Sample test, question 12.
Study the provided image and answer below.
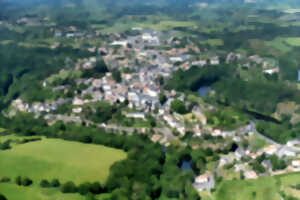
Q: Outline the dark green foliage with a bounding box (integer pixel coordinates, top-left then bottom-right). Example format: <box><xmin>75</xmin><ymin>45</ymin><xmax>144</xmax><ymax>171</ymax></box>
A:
<box><xmin>22</xmin><ymin>177</ymin><xmax>33</xmax><ymax>186</ymax></box>
<box><xmin>166</xmin><ymin>65</ymin><xmax>234</xmax><ymax>91</ymax></box>
<box><xmin>0</xmin><ymin>140</ymin><xmax>11</xmax><ymax>150</ymax></box>
<box><xmin>171</xmin><ymin>99</ymin><xmax>187</xmax><ymax>114</ymax></box>
<box><xmin>112</xmin><ymin>70</ymin><xmax>122</xmax><ymax>83</ymax></box>
<box><xmin>51</xmin><ymin>179</ymin><xmax>60</xmax><ymax>187</ymax></box>
<box><xmin>61</xmin><ymin>181</ymin><xmax>77</xmax><ymax>193</ymax></box>
<box><xmin>0</xmin><ymin>177</ymin><xmax>10</xmax><ymax>183</ymax></box>
<box><xmin>40</xmin><ymin>179</ymin><xmax>51</xmax><ymax>188</ymax></box>
<box><xmin>270</xmin><ymin>155</ymin><xmax>287</xmax><ymax>171</ymax></box>
<box><xmin>82</xmin><ymin>60</ymin><xmax>108</xmax><ymax>78</ymax></box>
<box><xmin>159</xmin><ymin>93</ymin><xmax>167</xmax><ymax>105</ymax></box>
<box><xmin>15</xmin><ymin>176</ymin><xmax>32</xmax><ymax>186</ymax></box>
<box><xmin>0</xmin><ymin>194</ymin><xmax>7</xmax><ymax>200</ymax></box>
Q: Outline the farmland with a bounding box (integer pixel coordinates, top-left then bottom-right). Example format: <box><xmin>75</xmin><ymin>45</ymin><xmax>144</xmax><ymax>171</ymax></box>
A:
<box><xmin>0</xmin><ymin>136</ymin><xmax>127</xmax><ymax>184</ymax></box>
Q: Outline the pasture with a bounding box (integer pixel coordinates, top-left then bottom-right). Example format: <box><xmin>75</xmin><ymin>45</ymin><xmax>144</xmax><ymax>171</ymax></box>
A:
<box><xmin>0</xmin><ymin>136</ymin><xmax>127</xmax><ymax>184</ymax></box>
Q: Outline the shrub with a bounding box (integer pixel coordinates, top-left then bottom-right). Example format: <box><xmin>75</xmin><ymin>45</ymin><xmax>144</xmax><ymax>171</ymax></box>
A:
<box><xmin>51</xmin><ymin>179</ymin><xmax>60</xmax><ymax>187</ymax></box>
<box><xmin>78</xmin><ymin>182</ymin><xmax>91</xmax><ymax>195</ymax></box>
<box><xmin>22</xmin><ymin>177</ymin><xmax>33</xmax><ymax>186</ymax></box>
<box><xmin>0</xmin><ymin>177</ymin><xmax>10</xmax><ymax>183</ymax></box>
<box><xmin>61</xmin><ymin>181</ymin><xmax>77</xmax><ymax>193</ymax></box>
<box><xmin>15</xmin><ymin>176</ymin><xmax>22</xmax><ymax>186</ymax></box>
<box><xmin>40</xmin><ymin>179</ymin><xmax>50</xmax><ymax>188</ymax></box>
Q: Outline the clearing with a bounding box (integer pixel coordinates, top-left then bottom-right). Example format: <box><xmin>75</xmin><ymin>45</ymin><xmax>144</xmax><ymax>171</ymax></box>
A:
<box><xmin>0</xmin><ymin>136</ymin><xmax>127</xmax><ymax>184</ymax></box>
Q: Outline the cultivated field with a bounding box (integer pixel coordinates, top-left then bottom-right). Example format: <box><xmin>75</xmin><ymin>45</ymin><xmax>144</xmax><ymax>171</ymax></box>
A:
<box><xmin>0</xmin><ymin>136</ymin><xmax>127</xmax><ymax>184</ymax></box>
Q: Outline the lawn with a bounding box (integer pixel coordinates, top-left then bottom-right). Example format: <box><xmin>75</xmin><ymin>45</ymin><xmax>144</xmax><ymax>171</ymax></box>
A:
<box><xmin>0</xmin><ymin>183</ymin><xmax>85</xmax><ymax>200</ymax></box>
<box><xmin>215</xmin><ymin>172</ymin><xmax>300</xmax><ymax>200</ymax></box>
<box><xmin>215</xmin><ymin>176</ymin><xmax>281</xmax><ymax>200</ymax></box>
<box><xmin>0</xmin><ymin>137</ymin><xmax>127</xmax><ymax>184</ymax></box>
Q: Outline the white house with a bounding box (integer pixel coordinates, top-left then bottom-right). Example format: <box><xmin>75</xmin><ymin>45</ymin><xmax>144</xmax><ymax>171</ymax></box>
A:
<box><xmin>292</xmin><ymin>160</ymin><xmax>300</xmax><ymax>168</ymax></box>
<box><xmin>244</xmin><ymin>170</ymin><xmax>258</xmax><ymax>179</ymax></box>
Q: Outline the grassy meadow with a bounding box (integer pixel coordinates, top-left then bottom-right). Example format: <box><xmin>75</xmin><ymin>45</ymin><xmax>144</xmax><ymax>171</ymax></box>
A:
<box><xmin>214</xmin><ymin>172</ymin><xmax>300</xmax><ymax>200</ymax></box>
<box><xmin>0</xmin><ymin>136</ymin><xmax>127</xmax><ymax>184</ymax></box>
<box><xmin>0</xmin><ymin>183</ymin><xmax>85</xmax><ymax>200</ymax></box>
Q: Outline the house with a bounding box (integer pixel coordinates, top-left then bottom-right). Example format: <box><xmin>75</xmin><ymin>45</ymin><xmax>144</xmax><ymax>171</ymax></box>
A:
<box><xmin>262</xmin><ymin>160</ymin><xmax>272</xmax><ymax>170</ymax></box>
<box><xmin>193</xmin><ymin>172</ymin><xmax>215</xmax><ymax>191</ymax></box>
<box><xmin>292</xmin><ymin>160</ymin><xmax>300</xmax><ymax>168</ymax></box>
<box><xmin>151</xmin><ymin>134</ymin><xmax>162</xmax><ymax>143</ymax></box>
<box><xmin>287</xmin><ymin>139</ymin><xmax>300</xmax><ymax>147</ymax></box>
<box><xmin>170</xmin><ymin>57</ymin><xmax>183</xmax><ymax>63</ymax></box>
<box><xmin>276</xmin><ymin>146</ymin><xmax>296</xmax><ymax>158</ymax></box>
<box><xmin>72</xmin><ymin>107</ymin><xmax>82</xmax><ymax>114</ymax></box>
<box><xmin>126</xmin><ymin>112</ymin><xmax>145</xmax><ymax>119</ymax></box>
<box><xmin>244</xmin><ymin>170</ymin><xmax>258</xmax><ymax>179</ymax></box>
<box><xmin>210</xmin><ymin>57</ymin><xmax>220</xmax><ymax>65</ymax></box>
<box><xmin>212</xmin><ymin>129</ymin><xmax>222</xmax><ymax>137</ymax></box>
<box><xmin>111</xmin><ymin>41</ymin><xmax>128</xmax><ymax>46</ymax></box>
<box><xmin>235</xmin><ymin>148</ymin><xmax>246</xmax><ymax>160</ymax></box>
<box><xmin>263</xmin><ymin>68</ymin><xmax>279</xmax><ymax>74</ymax></box>
<box><xmin>73</xmin><ymin>97</ymin><xmax>84</xmax><ymax>106</ymax></box>
<box><xmin>264</xmin><ymin>145</ymin><xmax>280</xmax><ymax>155</ymax></box>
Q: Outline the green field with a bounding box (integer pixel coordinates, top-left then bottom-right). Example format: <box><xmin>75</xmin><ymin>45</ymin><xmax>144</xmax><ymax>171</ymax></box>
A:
<box><xmin>215</xmin><ymin>172</ymin><xmax>300</xmax><ymax>200</ymax></box>
<box><xmin>0</xmin><ymin>183</ymin><xmax>85</xmax><ymax>200</ymax></box>
<box><xmin>0</xmin><ymin>137</ymin><xmax>127</xmax><ymax>184</ymax></box>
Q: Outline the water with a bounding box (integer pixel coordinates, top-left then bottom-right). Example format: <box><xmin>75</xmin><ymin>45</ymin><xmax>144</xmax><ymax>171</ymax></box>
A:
<box><xmin>197</xmin><ymin>86</ymin><xmax>211</xmax><ymax>97</ymax></box>
<box><xmin>180</xmin><ymin>160</ymin><xmax>192</xmax><ymax>172</ymax></box>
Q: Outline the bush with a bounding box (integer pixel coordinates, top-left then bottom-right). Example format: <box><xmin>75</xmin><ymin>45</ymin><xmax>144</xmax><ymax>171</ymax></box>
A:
<box><xmin>0</xmin><ymin>177</ymin><xmax>10</xmax><ymax>183</ymax></box>
<box><xmin>90</xmin><ymin>182</ymin><xmax>102</xmax><ymax>194</ymax></box>
<box><xmin>15</xmin><ymin>176</ymin><xmax>32</xmax><ymax>186</ymax></box>
<box><xmin>15</xmin><ymin>176</ymin><xmax>22</xmax><ymax>186</ymax></box>
<box><xmin>61</xmin><ymin>181</ymin><xmax>77</xmax><ymax>193</ymax></box>
<box><xmin>40</xmin><ymin>179</ymin><xmax>50</xmax><ymax>188</ymax></box>
<box><xmin>78</xmin><ymin>182</ymin><xmax>91</xmax><ymax>195</ymax></box>
<box><xmin>22</xmin><ymin>177</ymin><xmax>33</xmax><ymax>186</ymax></box>
<box><xmin>51</xmin><ymin>179</ymin><xmax>60</xmax><ymax>187</ymax></box>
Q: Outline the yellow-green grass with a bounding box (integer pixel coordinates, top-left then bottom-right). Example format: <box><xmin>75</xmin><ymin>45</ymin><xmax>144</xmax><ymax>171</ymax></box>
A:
<box><xmin>200</xmin><ymin>39</ymin><xmax>224</xmax><ymax>47</ymax></box>
<box><xmin>267</xmin><ymin>37</ymin><xmax>300</xmax><ymax>53</ymax></box>
<box><xmin>284</xmin><ymin>9</ymin><xmax>300</xmax><ymax>14</ymax></box>
<box><xmin>284</xmin><ymin>37</ymin><xmax>300</xmax><ymax>46</ymax></box>
<box><xmin>215</xmin><ymin>172</ymin><xmax>300</xmax><ymax>200</ymax></box>
<box><xmin>0</xmin><ymin>182</ymin><xmax>85</xmax><ymax>200</ymax></box>
<box><xmin>215</xmin><ymin>176</ymin><xmax>281</xmax><ymax>200</ymax></box>
<box><xmin>137</xmin><ymin>20</ymin><xmax>196</xmax><ymax>31</ymax></box>
<box><xmin>0</xmin><ymin>137</ymin><xmax>127</xmax><ymax>184</ymax></box>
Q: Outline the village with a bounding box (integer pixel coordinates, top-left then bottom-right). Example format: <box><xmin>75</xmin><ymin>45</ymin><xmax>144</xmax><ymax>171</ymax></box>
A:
<box><xmin>6</xmin><ymin>19</ymin><xmax>300</xmax><ymax>193</ymax></box>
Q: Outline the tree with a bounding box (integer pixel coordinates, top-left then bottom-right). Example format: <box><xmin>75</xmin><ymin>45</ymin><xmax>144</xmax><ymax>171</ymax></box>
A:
<box><xmin>90</xmin><ymin>182</ymin><xmax>102</xmax><ymax>194</ymax></box>
<box><xmin>15</xmin><ymin>176</ymin><xmax>22</xmax><ymax>186</ymax></box>
<box><xmin>51</xmin><ymin>179</ymin><xmax>60</xmax><ymax>187</ymax></box>
<box><xmin>40</xmin><ymin>179</ymin><xmax>50</xmax><ymax>188</ymax></box>
<box><xmin>112</xmin><ymin>70</ymin><xmax>122</xmax><ymax>83</ymax></box>
<box><xmin>61</xmin><ymin>181</ymin><xmax>77</xmax><ymax>193</ymax></box>
<box><xmin>0</xmin><ymin>194</ymin><xmax>7</xmax><ymax>200</ymax></box>
<box><xmin>22</xmin><ymin>177</ymin><xmax>33</xmax><ymax>186</ymax></box>
<box><xmin>78</xmin><ymin>182</ymin><xmax>91</xmax><ymax>195</ymax></box>
<box><xmin>171</xmin><ymin>99</ymin><xmax>187</xmax><ymax>114</ymax></box>
<box><xmin>159</xmin><ymin>93</ymin><xmax>167</xmax><ymax>105</ymax></box>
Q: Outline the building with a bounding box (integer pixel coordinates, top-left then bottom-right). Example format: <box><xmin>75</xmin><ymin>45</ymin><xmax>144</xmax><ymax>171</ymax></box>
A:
<box><xmin>264</xmin><ymin>145</ymin><xmax>279</xmax><ymax>155</ymax></box>
<box><xmin>193</xmin><ymin>172</ymin><xmax>215</xmax><ymax>191</ymax></box>
<box><xmin>244</xmin><ymin>170</ymin><xmax>258</xmax><ymax>179</ymax></box>
<box><xmin>292</xmin><ymin>160</ymin><xmax>300</xmax><ymax>168</ymax></box>
<box><xmin>126</xmin><ymin>112</ymin><xmax>145</xmax><ymax>119</ymax></box>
